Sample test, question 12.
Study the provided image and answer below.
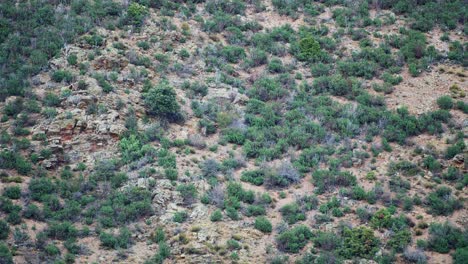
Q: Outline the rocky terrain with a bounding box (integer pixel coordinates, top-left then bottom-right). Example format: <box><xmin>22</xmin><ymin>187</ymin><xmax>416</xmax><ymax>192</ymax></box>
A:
<box><xmin>0</xmin><ymin>1</ymin><xmax>466</xmax><ymax>264</ymax></box>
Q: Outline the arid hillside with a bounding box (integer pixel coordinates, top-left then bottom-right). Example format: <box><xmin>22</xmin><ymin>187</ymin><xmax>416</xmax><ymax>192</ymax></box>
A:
<box><xmin>0</xmin><ymin>1</ymin><xmax>466</xmax><ymax>263</ymax></box>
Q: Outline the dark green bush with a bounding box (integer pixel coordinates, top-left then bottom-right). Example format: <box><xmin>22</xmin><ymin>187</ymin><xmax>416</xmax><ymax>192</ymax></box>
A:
<box><xmin>144</xmin><ymin>81</ymin><xmax>182</xmax><ymax>122</ymax></box>
<box><xmin>248</xmin><ymin>77</ymin><xmax>287</xmax><ymax>101</ymax></box>
<box><xmin>177</xmin><ymin>183</ymin><xmax>198</xmax><ymax>205</ymax></box>
<box><xmin>311</xmin><ymin>170</ymin><xmax>357</xmax><ymax>194</ymax></box>
<box><xmin>428</xmin><ymin>222</ymin><xmax>467</xmax><ymax>254</ymax></box>
<box><xmin>268</xmin><ymin>58</ymin><xmax>286</xmax><ymax>73</ymax></box>
<box><xmin>210</xmin><ymin>209</ymin><xmax>222</xmax><ymax>222</ymax></box>
<box><xmin>312</xmin><ymin>75</ymin><xmax>352</xmax><ymax>96</ymax></box>
<box><xmin>221</xmin><ymin>45</ymin><xmax>246</xmax><ymax>63</ymax></box>
<box><xmin>436</xmin><ymin>95</ymin><xmax>454</xmax><ymax>110</ymax></box>
<box><xmin>46</xmin><ymin>221</ymin><xmax>78</xmax><ymax>240</ymax></box>
<box><xmin>340</xmin><ymin>226</ymin><xmax>379</xmax><ymax>258</ymax></box>
<box><xmin>310</xmin><ymin>63</ymin><xmax>332</xmax><ymax>77</ymax></box>
<box><xmin>445</xmin><ymin>140</ymin><xmax>465</xmax><ymax>159</ymax></box>
<box><xmin>126</xmin><ymin>2</ymin><xmax>148</xmax><ymax>26</ymax></box>
<box><xmin>280</xmin><ymin>203</ymin><xmax>305</xmax><ymax>224</ymax></box>
<box><xmin>254</xmin><ymin>216</ymin><xmax>272</xmax><ymax>233</ymax></box>
<box><xmin>248</xmin><ymin>49</ymin><xmax>268</xmax><ymax>67</ymax></box>
<box><xmin>276</xmin><ymin>225</ymin><xmax>313</xmax><ymax>253</ymax></box>
<box><xmin>297</xmin><ymin>36</ymin><xmax>322</xmax><ymax>61</ymax></box>
<box><xmin>453</xmin><ymin>247</ymin><xmax>468</xmax><ymax>264</ymax></box>
<box><xmin>313</xmin><ymin>231</ymin><xmax>342</xmax><ymax>251</ymax></box>
<box><xmin>52</xmin><ymin>70</ymin><xmax>73</xmax><ymax>83</ymax></box>
<box><xmin>173</xmin><ymin>211</ymin><xmax>188</xmax><ymax>223</ymax></box>
<box><xmin>43</xmin><ymin>92</ymin><xmax>61</xmax><ymax>107</ymax></box>
<box><xmin>240</xmin><ymin>169</ymin><xmax>265</xmax><ymax>186</ymax></box>
<box><xmin>422</xmin><ymin>155</ymin><xmax>441</xmax><ymax>172</ymax></box>
<box><xmin>100</xmin><ymin>227</ymin><xmax>132</xmax><ymax>249</ymax></box>
<box><xmin>425</xmin><ymin>186</ymin><xmax>462</xmax><ymax>216</ymax></box>
<box><xmin>67</xmin><ymin>54</ymin><xmax>78</xmax><ymax>65</ymax></box>
<box><xmin>245</xmin><ymin>205</ymin><xmax>266</xmax><ymax>217</ymax></box>
<box><xmin>0</xmin><ymin>220</ymin><xmax>9</xmax><ymax>240</ymax></box>
<box><xmin>0</xmin><ymin>242</ymin><xmax>13</xmax><ymax>264</ymax></box>
<box><xmin>387</xmin><ymin>228</ymin><xmax>412</xmax><ymax>252</ymax></box>
<box><xmin>265</xmin><ymin>161</ymin><xmax>300</xmax><ymax>188</ymax></box>
<box><xmin>205</xmin><ymin>0</ymin><xmax>246</xmax><ymax>15</ymax></box>
<box><xmin>99</xmin><ymin>187</ymin><xmax>153</xmax><ymax>227</ymax></box>
<box><xmin>29</xmin><ymin>178</ymin><xmax>56</xmax><ymax>201</ymax></box>
<box><xmin>3</xmin><ymin>186</ymin><xmax>21</xmax><ymax>200</ymax></box>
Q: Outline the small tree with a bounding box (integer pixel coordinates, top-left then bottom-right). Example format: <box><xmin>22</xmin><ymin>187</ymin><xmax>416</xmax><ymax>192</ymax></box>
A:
<box><xmin>144</xmin><ymin>81</ymin><xmax>181</xmax><ymax>122</ymax></box>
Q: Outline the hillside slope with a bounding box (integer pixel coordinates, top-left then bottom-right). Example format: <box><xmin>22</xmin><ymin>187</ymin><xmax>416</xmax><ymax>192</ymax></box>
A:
<box><xmin>0</xmin><ymin>1</ymin><xmax>467</xmax><ymax>263</ymax></box>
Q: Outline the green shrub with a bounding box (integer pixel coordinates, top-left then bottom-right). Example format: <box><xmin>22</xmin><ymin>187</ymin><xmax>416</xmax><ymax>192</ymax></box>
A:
<box><xmin>0</xmin><ymin>220</ymin><xmax>9</xmax><ymax>240</ymax></box>
<box><xmin>240</xmin><ymin>169</ymin><xmax>265</xmax><ymax>186</ymax></box>
<box><xmin>437</xmin><ymin>95</ymin><xmax>454</xmax><ymax>109</ymax></box>
<box><xmin>272</xmin><ymin>0</ymin><xmax>302</xmax><ymax>17</ymax></box>
<box><xmin>370</xmin><ymin>208</ymin><xmax>393</xmax><ymax>229</ymax></box>
<box><xmin>205</xmin><ymin>0</ymin><xmax>246</xmax><ymax>15</ymax></box>
<box><xmin>280</xmin><ymin>203</ymin><xmax>305</xmax><ymax>224</ymax></box>
<box><xmin>6</xmin><ymin>211</ymin><xmax>21</xmax><ymax>225</ymax></box>
<box><xmin>312</xmin><ymin>74</ymin><xmax>352</xmax><ymax>96</ymax></box>
<box><xmin>67</xmin><ymin>54</ymin><xmax>78</xmax><ymax>65</ymax></box>
<box><xmin>100</xmin><ymin>228</ymin><xmax>132</xmax><ymax>249</ymax></box>
<box><xmin>388</xmin><ymin>228</ymin><xmax>412</xmax><ymax>252</ymax></box>
<box><xmin>226</xmin><ymin>239</ymin><xmax>241</xmax><ymax>250</ymax></box>
<box><xmin>43</xmin><ymin>92</ymin><xmax>61</xmax><ymax>107</ymax></box>
<box><xmin>152</xmin><ymin>227</ymin><xmax>166</xmax><ymax>243</ymax></box>
<box><xmin>24</xmin><ymin>204</ymin><xmax>42</xmax><ymax>220</ymax></box>
<box><xmin>248</xmin><ymin>77</ymin><xmax>287</xmax><ymax>101</ymax></box>
<box><xmin>144</xmin><ymin>81</ymin><xmax>182</xmax><ymax>122</ymax></box>
<box><xmin>422</xmin><ymin>155</ymin><xmax>441</xmax><ymax>172</ymax></box>
<box><xmin>276</xmin><ymin>225</ymin><xmax>313</xmax><ymax>253</ymax></box>
<box><xmin>425</xmin><ymin>186</ymin><xmax>462</xmax><ymax>216</ymax></box>
<box><xmin>428</xmin><ymin>222</ymin><xmax>467</xmax><ymax>253</ymax></box>
<box><xmin>453</xmin><ymin>247</ymin><xmax>468</xmax><ymax>264</ymax></box>
<box><xmin>313</xmin><ymin>231</ymin><xmax>342</xmax><ymax>251</ymax></box>
<box><xmin>210</xmin><ymin>209</ymin><xmax>222</xmax><ymax>222</ymax></box>
<box><xmin>248</xmin><ymin>49</ymin><xmax>268</xmax><ymax>67</ymax></box>
<box><xmin>52</xmin><ymin>70</ymin><xmax>73</xmax><ymax>83</ymax></box>
<box><xmin>340</xmin><ymin>226</ymin><xmax>379</xmax><ymax>258</ymax></box>
<box><xmin>297</xmin><ymin>36</ymin><xmax>321</xmax><ymax>61</ymax></box>
<box><xmin>254</xmin><ymin>216</ymin><xmax>272</xmax><ymax>233</ymax></box>
<box><xmin>47</xmin><ymin>221</ymin><xmax>78</xmax><ymax>240</ymax></box>
<box><xmin>3</xmin><ymin>186</ymin><xmax>20</xmax><ymax>200</ymax></box>
<box><xmin>445</xmin><ymin>140</ymin><xmax>465</xmax><ymax>159</ymax></box>
<box><xmin>94</xmin><ymin>73</ymin><xmax>114</xmax><ymax>93</ymax></box>
<box><xmin>221</xmin><ymin>45</ymin><xmax>246</xmax><ymax>63</ymax></box>
<box><xmin>310</xmin><ymin>63</ymin><xmax>332</xmax><ymax>77</ymax></box>
<box><xmin>45</xmin><ymin>243</ymin><xmax>60</xmax><ymax>256</ymax></box>
<box><xmin>268</xmin><ymin>58</ymin><xmax>286</xmax><ymax>73</ymax></box>
<box><xmin>245</xmin><ymin>205</ymin><xmax>266</xmax><ymax>217</ymax></box>
<box><xmin>177</xmin><ymin>183</ymin><xmax>198</xmax><ymax>205</ymax></box>
<box><xmin>173</xmin><ymin>211</ymin><xmax>188</xmax><ymax>223</ymax></box>
<box><xmin>337</xmin><ymin>59</ymin><xmax>377</xmax><ymax>79</ymax></box>
<box><xmin>226</xmin><ymin>206</ymin><xmax>240</xmax><ymax>220</ymax></box>
<box><xmin>0</xmin><ymin>242</ymin><xmax>13</xmax><ymax>264</ymax></box>
<box><xmin>127</xmin><ymin>2</ymin><xmax>148</xmax><ymax>26</ymax></box>
<box><xmin>311</xmin><ymin>170</ymin><xmax>357</xmax><ymax>194</ymax></box>
<box><xmin>98</xmin><ymin>187</ymin><xmax>153</xmax><ymax>227</ymax></box>
<box><xmin>29</xmin><ymin>178</ymin><xmax>55</xmax><ymax>201</ymax></box>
